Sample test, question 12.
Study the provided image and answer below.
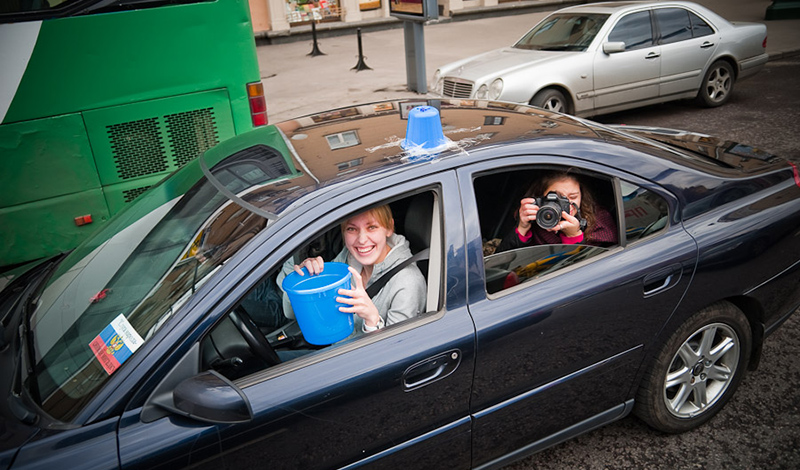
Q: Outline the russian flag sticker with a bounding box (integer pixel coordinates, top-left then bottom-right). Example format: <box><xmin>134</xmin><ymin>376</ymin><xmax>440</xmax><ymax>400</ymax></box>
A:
<box><xmin>89</xmin><ymin>314</ymin><xmax>145</xmax><ymax>375</ymax></box>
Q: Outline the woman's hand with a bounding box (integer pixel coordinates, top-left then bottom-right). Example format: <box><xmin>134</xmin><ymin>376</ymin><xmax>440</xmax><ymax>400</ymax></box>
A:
<box><xmin>337</xmin><ymin>267</ymin><xmax>381</xmax><ymax>327</ymax></box>
<box><xmin>294</xmin><ymin>256</ymin><xmax>325</xmax><ymax>275</ymax></box>
<box><xmin>517</xmin><ymin>197</ymin><xmax>540</xmax><ymax>236</ymax></box>
<box><xmin>551</xmin><ymin>211</ymin><xmax>582</xmax><ymax>238</ymax></box>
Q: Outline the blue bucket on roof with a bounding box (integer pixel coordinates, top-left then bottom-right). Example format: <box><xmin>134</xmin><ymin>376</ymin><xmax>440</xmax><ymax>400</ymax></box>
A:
<box><xmin>281</xmin><ymin>262</ymin><xmax>354</xmax><ymax>345</ymax></box>
<box><xmin>402</xmin><ymin>106</ymin><xmax>448</xmax><ymax>151</ymax></box>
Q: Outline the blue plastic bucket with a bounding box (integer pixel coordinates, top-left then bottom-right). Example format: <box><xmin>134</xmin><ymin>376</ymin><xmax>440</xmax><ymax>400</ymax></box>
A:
<box><xmin>281</xmin><ymin>262</ymin><xmax>354</xmax><ymax>345</ymax></box>
<box><xmin>402</xmin><ymin>106</ymin><xmax>447</xmax><ymax>151</ymax></box>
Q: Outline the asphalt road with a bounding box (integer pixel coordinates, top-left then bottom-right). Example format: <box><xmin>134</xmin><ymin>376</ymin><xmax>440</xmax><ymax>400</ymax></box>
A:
<box><xmin>505</xmin><ymin>56</ymin><xmax>800</xmax><ymax>470</ymax></box>
<box><xmin>594</xmin><ymin>56</ymin><xmax>800</xmax><ymax>161</ymax></box>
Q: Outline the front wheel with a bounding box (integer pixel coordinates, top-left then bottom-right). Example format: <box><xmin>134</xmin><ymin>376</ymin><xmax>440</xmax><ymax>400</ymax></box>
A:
<box><xmin>530</xmin><ymin>89</ymin><xmax>570</xmax><ymax>114</ymax></box>
<box><xmin>634</xmin><ymin>302</ymin><xmax>751</xmax><ymax>433</ymax></box>
<box><xmin>696</xmin><ymin>60</ymin><xmax>735</xmax><ymax>107</ymax></box>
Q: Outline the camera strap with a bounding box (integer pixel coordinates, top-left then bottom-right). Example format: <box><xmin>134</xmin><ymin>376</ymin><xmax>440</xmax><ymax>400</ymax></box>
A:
<box><xmin>571</xmin><ymin>202</ymin><xmax>588</xmax><ymax>232</ymax></box>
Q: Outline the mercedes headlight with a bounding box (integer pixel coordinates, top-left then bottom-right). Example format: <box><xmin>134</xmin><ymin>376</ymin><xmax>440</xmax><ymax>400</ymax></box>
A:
<box><xmin>489</xmin><ymin>78</ymin><xmax>504</xmax><ymax>100</ymax></box>
<box><xmin>432</xmin><ymin>70</ymin><xmax>443</xmax><ymax>94</ymax></box>
<box><xmin>476</xmin><ymin>84</ymin><xmax>489</xmax><ymax>99</ymax></box>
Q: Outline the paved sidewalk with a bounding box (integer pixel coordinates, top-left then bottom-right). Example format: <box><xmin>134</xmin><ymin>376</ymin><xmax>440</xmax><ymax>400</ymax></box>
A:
<box><xmin>257</xmin><ymin>0</ymin><xmax>800</xmax><ymax>123</ymax></box>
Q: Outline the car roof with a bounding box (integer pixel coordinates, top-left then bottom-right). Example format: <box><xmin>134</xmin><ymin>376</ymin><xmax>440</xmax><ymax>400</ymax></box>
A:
<box><xmin>198</xmin><ymin>99</ymin><xmax>787</xmax><ymax>222</ymax></box>
<box><xmin>558</xmin><ymin>1</ymin><xmax>707</xmax><ymax>14</ymax></box>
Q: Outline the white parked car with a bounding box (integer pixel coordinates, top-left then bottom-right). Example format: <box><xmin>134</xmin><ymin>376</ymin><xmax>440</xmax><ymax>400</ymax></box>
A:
<box><xmin>431</xmin><ymin>1</ymin><xmax>768</xmax><ymax>117</ymax></box>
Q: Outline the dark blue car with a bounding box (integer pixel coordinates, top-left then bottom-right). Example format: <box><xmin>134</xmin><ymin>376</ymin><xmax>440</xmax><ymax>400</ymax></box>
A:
<box><xmin>2</xmin><ymin>100</ymin><xmax>799</xmax><ymax>469</ymax></box>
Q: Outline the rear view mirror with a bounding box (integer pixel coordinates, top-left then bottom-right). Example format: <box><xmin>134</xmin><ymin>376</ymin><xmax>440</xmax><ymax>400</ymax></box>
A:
<box><xmin>173</xmin><ymin>370</ymin><xmax>253</xmax><ymax>423</ymax></box>
<box><xmin>603</xmin><ymin>42</ymin><xmax>626</xmax><ymax>54</ymax></box>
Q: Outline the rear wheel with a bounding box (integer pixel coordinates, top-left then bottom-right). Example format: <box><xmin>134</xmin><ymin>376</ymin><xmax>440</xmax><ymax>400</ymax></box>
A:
<box><xmin>697</xmin><ymin>60</ymin><xmax>735</xmax><ymax>107</ymax></box>
<box><xmin>635</xmin><ymin>302</ymin><xmax>751</xmax><ymax>433</ymax></box>
<box><xmin>530</xmin><ymin>88</ymin><xmax>569</xmax><ymax>114</ymax></box>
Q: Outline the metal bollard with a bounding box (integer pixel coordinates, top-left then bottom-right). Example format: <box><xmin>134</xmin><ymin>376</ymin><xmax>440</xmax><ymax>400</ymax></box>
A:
<box><xmin>308</xmin><ymin>21</ymin><xmax>325</xmax><ymax>57</ymax></box>
<box><xmin>351</xmin><ymin>28</ymin><xmax>372</xmax><ymax>71</ymax></box>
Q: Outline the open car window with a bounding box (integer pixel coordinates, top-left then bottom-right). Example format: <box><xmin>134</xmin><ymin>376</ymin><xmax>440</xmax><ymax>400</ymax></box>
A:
<box><xmin>474</xmin><ymin>165</ymin><xmax>669</xmax><ymax>295</ymax></box>
<box><xmin>201</xmin><ymin>190</ymin><xmax>442</xmax><ymax>381</ymax></box>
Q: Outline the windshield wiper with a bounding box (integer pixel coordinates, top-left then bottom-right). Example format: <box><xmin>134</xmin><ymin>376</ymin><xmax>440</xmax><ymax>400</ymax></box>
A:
<box><xmin>20</xmin><ymin>255</ymin><xmax>66</xmax><ymax>404</ymax></box>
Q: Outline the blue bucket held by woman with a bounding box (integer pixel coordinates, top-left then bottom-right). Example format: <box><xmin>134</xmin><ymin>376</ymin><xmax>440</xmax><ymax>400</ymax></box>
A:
<box><xmin>281</xmin><ymin>262</ymin><xmax>354</xmax><ymax>345</ymax></box>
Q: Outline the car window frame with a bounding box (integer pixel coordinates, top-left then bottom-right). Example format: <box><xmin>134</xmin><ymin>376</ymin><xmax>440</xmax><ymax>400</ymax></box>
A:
<box><xmin>458</xmin><ymin>157</ymin><xmax>675</xmax><ymax>300</ymax></box>
<box><xmin>216</xmin><ymin>179</ymin><xmax>454</xmax><ymax>386</ymax></box>
<box><xmin>653</xmin><ymin>7</ymin><xmax>694</xmax><ymax>45</ymax></box>
<box><xmin>128</xmin><ymin>172</ymin><xmax>460</xmax><ymax>422</ymax></box>
<box><xmin>606</xmin><ymin>9</ymin><xmax>656</xmax><ymax>51</ymax></box>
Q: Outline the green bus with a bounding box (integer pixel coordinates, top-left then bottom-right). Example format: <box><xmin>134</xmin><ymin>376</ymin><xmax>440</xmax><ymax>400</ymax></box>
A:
<box><xmin>0</xmin><ymin>0</ymin><xmax>267</xmax><ymax>270</ymax></box>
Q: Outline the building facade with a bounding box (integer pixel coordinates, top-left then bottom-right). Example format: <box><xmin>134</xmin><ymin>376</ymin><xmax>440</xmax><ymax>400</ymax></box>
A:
<box><xmin>247</xmin><ymin>0</ymin><xmax>512</xmax><ymax>35</ymax></box>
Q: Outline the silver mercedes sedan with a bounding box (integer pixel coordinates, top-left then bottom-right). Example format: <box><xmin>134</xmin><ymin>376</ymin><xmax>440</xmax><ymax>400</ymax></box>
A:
<box><xmin>430</xmin><ymin>1</ymin><xmax>768</xmax><ymax>117</ymax></box>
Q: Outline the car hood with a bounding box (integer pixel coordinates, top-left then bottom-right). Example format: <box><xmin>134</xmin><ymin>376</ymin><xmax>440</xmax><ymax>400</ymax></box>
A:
<box><xmin>442</xmin><ymin>47</ymin><xmax>574</xmax><ymax>82</ymax></box>
<box><xmin>0</xmin><ymin>419</ymin><xmax>38</xmax><ymax>470</ymax></box>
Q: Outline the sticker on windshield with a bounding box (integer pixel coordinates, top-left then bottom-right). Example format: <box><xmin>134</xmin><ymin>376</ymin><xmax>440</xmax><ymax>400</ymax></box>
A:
<box><xmin>89</xmin><ymin>314</ymin><xmax>145</xmax><ymax>375</ymax></box>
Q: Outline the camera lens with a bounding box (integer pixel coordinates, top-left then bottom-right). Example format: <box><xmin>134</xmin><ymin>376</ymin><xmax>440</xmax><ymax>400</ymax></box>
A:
<box><xmin>537</xmin><ymin>205</ymin><xmax>560</xmax><ymax>229</ymax></box>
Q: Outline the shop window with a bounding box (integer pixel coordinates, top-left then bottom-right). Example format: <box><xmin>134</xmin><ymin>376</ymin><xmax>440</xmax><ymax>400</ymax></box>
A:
<box><xmin>286</xmin><ymin>0</ymin><xmax>341</xmax><ymax>24</ymax></box>
<box><xmin>359</xmin><ymin>0</ymin><xmax>381</xmax><ymax>11</ymax></box>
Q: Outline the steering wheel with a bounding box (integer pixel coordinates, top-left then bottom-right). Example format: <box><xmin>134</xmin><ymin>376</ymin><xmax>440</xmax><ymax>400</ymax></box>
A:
<box><xmin>230</xmin><ymin>306</ymin><xmax>282</xmax><ymax>366</ymax></box>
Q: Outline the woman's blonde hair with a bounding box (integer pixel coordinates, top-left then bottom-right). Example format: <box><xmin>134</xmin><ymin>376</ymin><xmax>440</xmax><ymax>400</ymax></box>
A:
<box><xmin>341</xmin><ymin>205</ymin><xmax>394</xmax><ymax>234</ymax></box>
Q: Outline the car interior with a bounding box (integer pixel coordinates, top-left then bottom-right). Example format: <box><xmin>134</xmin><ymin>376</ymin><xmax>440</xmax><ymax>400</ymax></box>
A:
<box><xmin>200</xmin><ymin>190</ymin><xmax>441</xmax><ymax>381</ymax></box>
<box><xmin>473</xmin><ymin>166</ymin><xmax>670</xmax><ymax>295</ymax></box>
<box><xmin>476</xmin><ymin>166</ymin><xmax>616</xmax><ymax>294</ymax></box>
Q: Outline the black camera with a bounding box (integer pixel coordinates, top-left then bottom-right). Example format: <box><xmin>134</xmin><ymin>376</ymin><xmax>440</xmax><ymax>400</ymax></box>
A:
<box><xmin>535</xmin><ymin>192</ymin><xmax>573</xmax><ymax>230</ymax></box>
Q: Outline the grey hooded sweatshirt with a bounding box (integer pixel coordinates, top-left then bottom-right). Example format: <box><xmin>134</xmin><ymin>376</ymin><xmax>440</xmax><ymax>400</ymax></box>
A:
<box><xmin>332</xmin><ymin>232</ymin><xmax>426</xmax><ymax>334</ymax></box>
<box><xmin>280</xmin><ymin>233</ymin><xmax>426</xmax><ymax>336</ymax></box>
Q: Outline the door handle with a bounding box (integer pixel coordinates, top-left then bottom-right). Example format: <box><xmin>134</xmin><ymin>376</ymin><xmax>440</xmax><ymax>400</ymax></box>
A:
<box><xmin>402</xmin><ymin>349</ymin><xmax>461</xmax><ymax>391</ymax></box>
<box><xmin>700</xmin><ymin>41</ymin><xmax>715</xmax><ymax>49</ymax></box>
<box><xmin>645</xmin><ymin>52</ymin><xmax>661</xmax><ymax>59</ymax></box>
<box><xmin>643</xmin><ymin>264</ymin><xmax>682</xmax><ymax>297</ymax></box>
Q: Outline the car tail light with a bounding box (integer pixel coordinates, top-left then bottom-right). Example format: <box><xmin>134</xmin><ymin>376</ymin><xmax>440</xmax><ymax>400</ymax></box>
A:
<box><xmin>247</xmin><ymin>82</ymin><xmax>268</xmax><ymax>127</ymax></box>
<box><xmin>763</xmin><ymin>36</ymin><xmax>768</xmax><ymax>49</ymax></box>
<box><xmin>789</xmin><ymin>161</ymin><xmax>800</xmax><ymax>187</ymax></box>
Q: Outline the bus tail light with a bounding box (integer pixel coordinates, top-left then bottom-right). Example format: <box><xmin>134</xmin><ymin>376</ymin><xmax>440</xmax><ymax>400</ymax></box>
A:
<box><xmin>247</xmin><ymin>82</ymin><xmax>268</xmax><ymax>127</ymax></box>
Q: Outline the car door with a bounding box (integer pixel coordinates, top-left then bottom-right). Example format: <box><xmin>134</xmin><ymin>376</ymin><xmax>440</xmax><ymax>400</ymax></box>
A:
<box><xmin>457</xmin><ymin>159</ymin><xmax>698</xmax><ymax>467</ymax></box>
<box><xmin>593</xmin><ymin>10</ymin><xmax>660</xmax><ymax>111</ymax></box>
<box><xmin>116</xmin><ymin>172</ymin><xmax>476</xmax><ymax>470</ymax></box>
<box><xmin>654</xmin><ymin>7</ymin><xmax>718</xmax><ymax>97</ymax></box>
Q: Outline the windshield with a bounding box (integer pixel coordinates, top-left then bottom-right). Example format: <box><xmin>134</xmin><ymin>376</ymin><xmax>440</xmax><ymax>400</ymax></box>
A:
<box><xmin>514</xmin><ymin>13</ymin><xmax>608</xmax><ymax>51</ymax></box>
<box><xmin>25</xmin><ymin>138</ymin><xmax>294</xmax><ymax>421</ymax></box>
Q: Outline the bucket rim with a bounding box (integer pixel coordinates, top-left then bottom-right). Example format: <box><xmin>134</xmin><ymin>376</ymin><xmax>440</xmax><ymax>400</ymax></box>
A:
<box><xmin>282</xmin><ymin>261</ymin><xmax>352</xmax><ymax>295</ymax></box>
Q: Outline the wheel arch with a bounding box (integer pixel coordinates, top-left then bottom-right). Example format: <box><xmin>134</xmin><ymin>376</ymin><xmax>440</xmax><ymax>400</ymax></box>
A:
<box><xmin>529</xmin><ymin>84</ymin><xmax>575</xmax><ymax>114</ymax></box>
<box><xmin>709</xmin><ymin>54</ymin><xmax>740</xmax><ymax>80</ymax></box>
<box><xmin>726</xmin><ymin>295</ymin><xmax>766</xmax><ymax>371</ymax></box>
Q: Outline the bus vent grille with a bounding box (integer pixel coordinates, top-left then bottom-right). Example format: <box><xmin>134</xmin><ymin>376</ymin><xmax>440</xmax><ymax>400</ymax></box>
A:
<box><xmin>166</xmin><ymin>108</ymin><xmax>219</xmax><ymax>167</ymax></box>
<box><xmin>108</xmin><ymin>118</ymin><xmax>168</xmax><ymax>180</ymax></box>
<box><xmin>123</xmin><ymin>186</ymin><xmax>151</xmax><ymax>203</ymax></box>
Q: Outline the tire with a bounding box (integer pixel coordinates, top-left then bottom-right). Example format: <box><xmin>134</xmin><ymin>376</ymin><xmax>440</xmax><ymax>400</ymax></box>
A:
<box><xmin>530</xmin><ymin>89</ymin><xmax>570</xmax><ymax>114</ymax></box>
<box><xmin>696</xmin><ymin>60</ymin><xmax>735</xmax><ymax>107</ymax></box>
<box><xmin>634</xmin><ymin>302</ymin><xmax>751</xmax><ymax>433</ymax></box>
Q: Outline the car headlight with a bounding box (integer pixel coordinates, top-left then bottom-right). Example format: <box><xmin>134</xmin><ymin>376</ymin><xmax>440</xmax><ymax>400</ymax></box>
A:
<box><xmin>489</xmin><ymin>78</ymin><xmax>504</xmax><ymax>100</ymax></box>
<box><xmin>476</xmin><ymin>84</ymin><xmax>489</xmax><ymax>100</ymax></box>
<box><xmin>432</xmin><ymin>70</ymin><xmax>442</xmax><ymax>94</ymax></box>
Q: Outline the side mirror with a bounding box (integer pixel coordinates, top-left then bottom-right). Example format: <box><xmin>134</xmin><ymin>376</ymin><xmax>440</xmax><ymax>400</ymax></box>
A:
<box><xmin>172</xmin><ymin>370</ymin><xmax>253</xmax><ymax>424</ymax></box>
<box><xmin>603</xmin><ymin>42</ymin><xmax>626</xmax><ymax>54</ymax></box>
